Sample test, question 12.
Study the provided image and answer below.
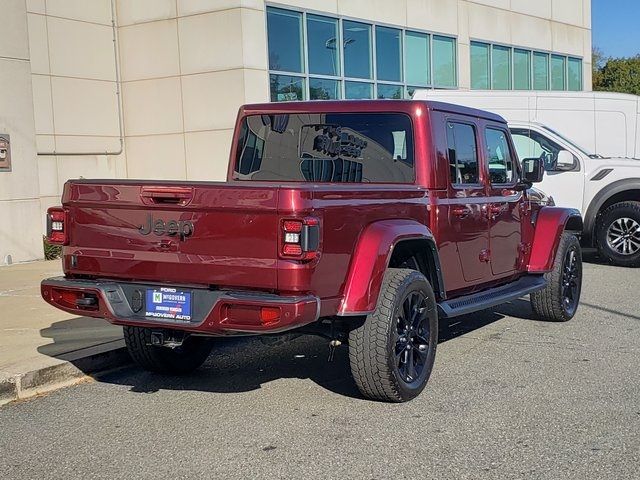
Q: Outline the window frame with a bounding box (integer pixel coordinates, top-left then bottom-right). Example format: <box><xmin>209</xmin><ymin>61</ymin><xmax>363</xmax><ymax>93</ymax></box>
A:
<box><xmin>265</xmin><ymin>4</ymin><xmax>458</xmax><ymax>101</ymax></box>
<box><xmin>484</xmin><ymin>126</ymin><xmax>520</xmax><ymax>187</ymax></box>
<box><xmin>446</xmin><ymin>119</ymin><xmax>483</xmax><ymax>188</ymax></box>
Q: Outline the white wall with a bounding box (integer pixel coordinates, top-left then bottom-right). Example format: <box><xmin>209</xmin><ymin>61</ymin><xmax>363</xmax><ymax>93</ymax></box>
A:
<box><xmin>0</xmin><ymin>0</ymin><xmax>42</xmax><ymax>263</ymax></box>
<box><xmin>116</xmin><ymin>0</ymin><xmax>268</xmax><ymax>182</ymax></box>
<box><xmin>26</xmin><ymin>0</ymin><xmax>125</xmax><ymax>232</ymax></box>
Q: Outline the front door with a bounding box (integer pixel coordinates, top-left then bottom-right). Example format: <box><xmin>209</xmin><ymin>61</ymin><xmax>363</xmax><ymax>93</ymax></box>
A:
<box><xmin>484</xmin><ymin>125</ymin><xmax>522</xmax><ymax>276</ymax></box>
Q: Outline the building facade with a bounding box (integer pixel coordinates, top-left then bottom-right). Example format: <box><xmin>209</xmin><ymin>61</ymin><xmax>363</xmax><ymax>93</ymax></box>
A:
<box><xmin>0</xmin><ymin>0</ymin><xmax>592</xmax><ymax>263</ymax></box>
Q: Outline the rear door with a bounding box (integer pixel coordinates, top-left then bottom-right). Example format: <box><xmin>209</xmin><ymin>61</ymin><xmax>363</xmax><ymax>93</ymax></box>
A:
<box><xmin>483</xmin><ymin>125</ymin><xmax>522</xmax><ymax>276</ymax></box>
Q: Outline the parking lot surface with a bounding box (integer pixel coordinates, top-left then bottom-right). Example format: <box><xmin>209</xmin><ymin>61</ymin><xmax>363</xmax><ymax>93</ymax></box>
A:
<box><xmin>1</xmin><ymin>257</ymin><xmax>638</xmax><ymax>479</ymax></box>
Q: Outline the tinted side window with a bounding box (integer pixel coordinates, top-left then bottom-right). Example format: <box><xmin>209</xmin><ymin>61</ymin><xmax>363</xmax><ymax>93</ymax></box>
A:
<box><xmin>485</xmin><ymin>128</ymin><xmax>515</xmax><ymax>184</ymax></box>
<box><xmin>446</xmin><ymin>122</ymin><xmax>479</xmax><ymax>185</ymax></box>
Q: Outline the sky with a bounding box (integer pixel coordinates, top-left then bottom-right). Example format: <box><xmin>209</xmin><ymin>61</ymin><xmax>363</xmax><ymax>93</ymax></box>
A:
<box><xmin>592</xmin><ymin>0</ymin><xmax>640</xmax><ymax>58</ymax></box>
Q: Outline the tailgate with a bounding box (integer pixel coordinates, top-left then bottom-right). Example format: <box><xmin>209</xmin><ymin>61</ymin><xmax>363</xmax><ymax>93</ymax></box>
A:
<box><xmin>61</xmin><ymin>181</ymin><xmax>279</xmax><ymax>290</ymax></box>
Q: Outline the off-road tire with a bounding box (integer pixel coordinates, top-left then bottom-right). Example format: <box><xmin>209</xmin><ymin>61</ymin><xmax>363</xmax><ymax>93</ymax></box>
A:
<box><xmin>348</xmin><ymin>268</ymin><xmax>438</xmax><ymax>403</ymax></box>
<box><xmin>595</xmin><ymin>201</ymin><xmax>640</xmax><ymax>267</ymax></box>
<box><xmin>531</xmin><ymin>233</ymin><xmax>582</xmax><ymax>322</ymax></box>
<box><xmin>124</xmin><ymin>326</ymin><xmax>213</xmax><ymax>374</ymax></box>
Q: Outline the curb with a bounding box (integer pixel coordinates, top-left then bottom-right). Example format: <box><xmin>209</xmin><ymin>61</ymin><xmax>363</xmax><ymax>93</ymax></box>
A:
<box><xmin>0</xmin><ymin>340</ymin><xmax>131</xmax><ymax>406</ymax></box>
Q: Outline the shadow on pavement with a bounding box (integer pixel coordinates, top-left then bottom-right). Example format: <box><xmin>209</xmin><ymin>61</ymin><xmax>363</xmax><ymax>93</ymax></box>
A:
<box><xmin>38</xmin><ymin>301</ymin><xmax>541</xmax><ymax>400</ymax></box>
<box><xmin>38</xmin><ymin>317</ymin><xmax>124</xmax><ymax>360</ymax></box>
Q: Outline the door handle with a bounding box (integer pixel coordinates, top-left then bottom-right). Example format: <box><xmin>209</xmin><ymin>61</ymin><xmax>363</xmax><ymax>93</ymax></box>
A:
<box><xmin>141</xmin><ymin>186</ymin><xmax>194</xmax><ymax>206</ymax></box>
<box><xmin>452</xmin><ymin>206</ymin><xmax>471</xmax><ymax>219</ymax></box>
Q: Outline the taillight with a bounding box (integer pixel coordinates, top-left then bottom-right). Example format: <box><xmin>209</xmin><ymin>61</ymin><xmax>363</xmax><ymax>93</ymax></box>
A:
<box><xmin>280</xmin><ymin>217</ymin><xmax>320</xmax><ymax>260</ymax></box>
<box><xmin>46</xmin><ymin>207</ymin><xmax>68</xmax><ymax>245</ymax></box>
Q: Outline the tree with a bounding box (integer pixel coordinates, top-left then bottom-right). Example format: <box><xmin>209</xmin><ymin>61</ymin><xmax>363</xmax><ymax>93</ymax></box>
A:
<box><xmin>592</xmin><ymin>47</ymin><xmax>606</xmax><ymax>89</ymax></box>
<box><xmin>592</xmin><ymin>47</ymin><xmax>640</xmax><ymax>95</ymax></box>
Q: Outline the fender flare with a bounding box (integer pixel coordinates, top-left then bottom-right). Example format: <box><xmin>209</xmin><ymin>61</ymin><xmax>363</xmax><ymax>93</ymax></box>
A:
<box><xmin>583</xmin><ymin>178</ymin><xmax>640</xmax><ymax>245</ymax></box>
<box><xmin>338</xmin><ymin>219</ymin><xmax>443</xmax><ymax>316</ymax></box>
<box><xmin>528</xmin><ymin>207</ymin><xmax>583</xmax><ymax>273</ymax></box>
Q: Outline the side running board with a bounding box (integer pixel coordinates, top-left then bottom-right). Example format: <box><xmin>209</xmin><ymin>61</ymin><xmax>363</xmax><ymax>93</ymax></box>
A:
<box><xmin>437</xmin><ymin>275</ymin><xmax>547</xmax><ymax>318</ymax></box>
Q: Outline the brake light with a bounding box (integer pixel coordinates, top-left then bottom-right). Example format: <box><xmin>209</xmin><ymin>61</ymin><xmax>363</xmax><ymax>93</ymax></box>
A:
<box><xmin>46</xmin><ymin>207</ymin><xmax>68</xmax><ymax>245</ymax></box>
<box><xmin>280</xmin><ymin>217</ymin><xmax>320</xmax><ymax>260</ymax></box>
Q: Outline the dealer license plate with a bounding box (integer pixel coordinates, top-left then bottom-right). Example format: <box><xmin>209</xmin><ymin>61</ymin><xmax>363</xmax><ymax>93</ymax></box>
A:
<box><xmin>145</xmin><ymin>287</ymin><xmax>192</xmax><ymax>321</ymax></box>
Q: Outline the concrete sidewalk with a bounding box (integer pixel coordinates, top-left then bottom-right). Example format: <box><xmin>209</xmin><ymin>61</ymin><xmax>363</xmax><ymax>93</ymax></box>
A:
<box><xmin>0</xmin><ymin>260</ymin><xmax>129</xmax><ymax>405</ymax></box>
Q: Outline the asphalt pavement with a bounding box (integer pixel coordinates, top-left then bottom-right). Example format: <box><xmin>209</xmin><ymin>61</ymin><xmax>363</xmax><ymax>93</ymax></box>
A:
<box><xmin>1</xmin><ymin>256</ymin><xmax>638</xmax><ymax>479</ymax></box>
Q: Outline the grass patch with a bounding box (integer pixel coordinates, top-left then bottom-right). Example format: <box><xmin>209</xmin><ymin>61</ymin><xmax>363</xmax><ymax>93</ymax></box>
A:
<box><xmin>43</xmin><ymin>236</ymin><xmax>62</xmax><ymax>260</ymax></box>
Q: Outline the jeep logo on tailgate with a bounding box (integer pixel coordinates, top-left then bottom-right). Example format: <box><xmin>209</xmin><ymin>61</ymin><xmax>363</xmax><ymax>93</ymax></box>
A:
<box><xmin>138</xmin><ymin>214</ymin><xmax>194</xmax><ymax>239</ymax></box>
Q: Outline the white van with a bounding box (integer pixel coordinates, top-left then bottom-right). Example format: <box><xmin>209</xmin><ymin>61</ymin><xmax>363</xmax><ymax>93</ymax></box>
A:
<box><xmin>412</xmin><ymin>90</ymin><xmax>640</xmax><ymax>267</ymax></box>
<box><xmin>412</xmin><ymin>90</ymin><xmax>640</xmax><ymax>159</ymax></box>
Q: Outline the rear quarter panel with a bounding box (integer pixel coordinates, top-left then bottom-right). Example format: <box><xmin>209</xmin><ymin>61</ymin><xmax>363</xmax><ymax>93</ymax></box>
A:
<box><xmin>275</xmin><ymin>185</ymin><xmax>431</xmax><ymax>316</ymax></box>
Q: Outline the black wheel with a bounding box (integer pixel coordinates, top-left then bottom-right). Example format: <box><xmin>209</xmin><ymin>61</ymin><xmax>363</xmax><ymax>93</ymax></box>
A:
<box><xmin>531</xmin><ymin>233</ymin><xmax>582</xmax><ymax>322</ymax></box>
<box><xmin>124</xmin><ymin>326</ymin><xmax>213</xmax><ymax>374</ymax></box>
<box><xmin>596</xmin><ymin>201</ymin><xmax>640</xmax><ymax>267</ymax></box>
<box><xmin>348</xmin><ymin>268</ymin><xmax>438</xmax><ymax>402</ymax></box>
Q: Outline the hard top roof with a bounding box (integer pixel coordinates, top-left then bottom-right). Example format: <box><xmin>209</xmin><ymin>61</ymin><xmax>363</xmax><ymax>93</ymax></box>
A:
<box><xmin>240</xmin><ymin>99</ymin><xmax>507</xmax><ymax>124</ymax></box>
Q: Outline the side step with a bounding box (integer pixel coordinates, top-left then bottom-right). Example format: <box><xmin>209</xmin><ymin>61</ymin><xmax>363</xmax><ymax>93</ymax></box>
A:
<box><xmin>437</xmin><ymin>275</ymin><xmax>546</xmax><ymax>318</ymax></box>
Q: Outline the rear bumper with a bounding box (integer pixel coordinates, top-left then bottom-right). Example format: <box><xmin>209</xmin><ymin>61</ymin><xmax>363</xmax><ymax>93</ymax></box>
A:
<box><xmin>41</xmin><ymin>277</ymin><xmax>320</xmax><ymax>335</ymax></box>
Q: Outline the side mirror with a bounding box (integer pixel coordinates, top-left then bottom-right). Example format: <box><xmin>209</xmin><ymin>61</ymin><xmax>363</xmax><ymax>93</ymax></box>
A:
<box><xmin>522</xmin><ymin>157</ymin><xmax>544</xmax><ymax>183</ymax></box>
<box><xmin>555</xmin><ymin>150</ymin><xmax>575</xmax><ymax>170</ymax></box>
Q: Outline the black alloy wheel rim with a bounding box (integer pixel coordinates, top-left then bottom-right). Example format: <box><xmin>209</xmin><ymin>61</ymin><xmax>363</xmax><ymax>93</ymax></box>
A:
<box><xmin>562</xmin><ymin>246</ymin><xmax>580</xmax><ymax>316</ymax></box>
<box><xmin>393</xmin><ymin>291</ymin><xmax>431</xmax><ymax>385</ymax></box>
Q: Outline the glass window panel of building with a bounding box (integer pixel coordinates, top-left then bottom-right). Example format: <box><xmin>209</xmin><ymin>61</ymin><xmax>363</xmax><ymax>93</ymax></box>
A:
<box><xmin>307</xmin><ymin>14</ymin><xmax>340</xmax><ymax>76</ymax></box>
<box><xmin>266</xmin><ymin>6</ymin><xmax>457</xmax><ymax>102</ymax></box>
<box><xmin>470</xmin><ymin>42</ymin><xmax>490</xmax><ymax>89</ymax></box>
<box><xmin>491</xmin><ymin>45</ymin><xmax>511</xmax><ymax>90</ymax></box>
<box><xmin>551</xmin><ymin>54</ymin><xmax>567</xmax><ymax>91</ymax></box>
<box><xmin>270</xmin><ymin>74</ymin><xmax>306</xmax><ymax>102</ymax></box>
<box><xmin>377</xmin><ymin>84</ymin><xmax>403</xmax><ymax>99</ymax></box>
<box><xmin>405</xmin><ymin>31</ymin><xmax>430</xmax><ymax>87</ymax></box>
<box><xmin>513</xmin><ymin>49</ymin><xmax>531</xmax><ymax>90</ymax></box>
<box><xmin>567</xmin><ymin>57</ymin><xmax>583</xmax><ymax>91</ymax></box>
<box><xmin>376</xmin><ymin>26</ymin><xmax>402</xmax><ymax>82</ymax></box>
<box><xmin>471</xmin><ymin>41</ymin><xmax>582</xmax><ymax>92</ymax></box>
<box><xmin>267</xmin><ymin>8</ymin><xmax>303</xmax><ymax>73</ymax></box>
<box><xmin>309</xmin><ymin>77</ymin><xmax>340</xmax><ymax>100</ymax></box>
<box><xmin>345</xmin><ymin>81</ymin><xmax>373</xmax><ymax>99</ymax></box>
<box><xmin>433</xmin><ymin>36</ymin><xmax>457</xmax><ymax>88</ymax></box>
<box><xmin>343</xmin><ymin>20</ymin><xmax>372</xmax><ymax>80</ymax></box>
<box><xmin>533</xmin><ymin>51</ymin><xmax>550</xmax><ymax>90</ymax></box>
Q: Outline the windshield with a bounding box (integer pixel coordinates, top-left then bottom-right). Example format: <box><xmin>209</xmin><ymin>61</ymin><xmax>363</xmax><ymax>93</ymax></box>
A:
<box><xmin>539</xmin><ymin>125</ymin><xmax>600</xmax><ymax>158</ymax></box>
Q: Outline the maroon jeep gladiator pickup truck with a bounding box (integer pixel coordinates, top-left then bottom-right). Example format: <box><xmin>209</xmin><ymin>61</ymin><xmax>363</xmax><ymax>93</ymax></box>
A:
<box><xmin>42</xmin><ymin>100</ymin><xmax>583</xmax><ymax>402</ymax></box>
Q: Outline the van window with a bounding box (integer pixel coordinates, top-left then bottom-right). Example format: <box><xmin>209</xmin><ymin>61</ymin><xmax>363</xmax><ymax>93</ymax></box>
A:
<box><xmin>446</xmin><ymin>122</ymin><xmax>479</xmax><ymax>185</ymax></box>
<box><xmin>485</xmin><ymin>128</ymin><xmax>515</xmax><ymax>184</ymax></box>
<box><xmin>233</xmin><ymin>113</ymin><xmax>414</xmax><ymax>183</ymax></box>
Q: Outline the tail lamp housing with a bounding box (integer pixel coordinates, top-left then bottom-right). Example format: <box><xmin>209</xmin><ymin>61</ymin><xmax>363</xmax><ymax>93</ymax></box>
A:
<box><xmin>46</xmin><ymin>207</ymin><xmax>68</xmax><ymax>245</ymax></box>
<box><xmin>280</xmin><ymin>217</ymin><xmax>320</xmax><ymax>260</ymax></box>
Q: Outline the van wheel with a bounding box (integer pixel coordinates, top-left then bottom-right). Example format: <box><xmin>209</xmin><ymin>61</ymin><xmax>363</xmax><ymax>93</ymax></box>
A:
<box><xmin>531</xmin><ymin>233</ymin><xmax>582</xmax><ymax>322</ymax></box>
<box><xmin>348</xmin><ymin>268</ymin><xmax>438</xmax><ymax>403</ymax></box>
<box><xmin>124</xmin><ymin>326</ymin><xmax>213</xmax><ymax>374</ymax></box>
<box><xmin>596</xmin><ymin>202</ymin><xmax>640</xmax><ymax>267</ymax></box>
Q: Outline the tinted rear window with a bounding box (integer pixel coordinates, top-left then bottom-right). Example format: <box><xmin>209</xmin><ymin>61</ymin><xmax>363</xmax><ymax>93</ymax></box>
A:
<box><xmin>233</xmin><ymin>113</ymin><xmax>414</xmax><ymax>183</ymax></box>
